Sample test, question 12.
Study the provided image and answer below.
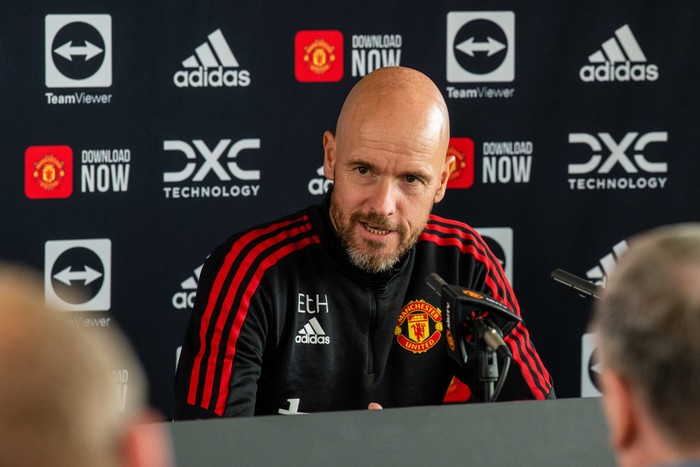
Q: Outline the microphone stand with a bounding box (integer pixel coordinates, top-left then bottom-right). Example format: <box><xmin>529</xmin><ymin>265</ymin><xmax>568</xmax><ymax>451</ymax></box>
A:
<box><xmin>479</xmin><ymin>345</ymin><xmax>499</xmax><ymax>401</ymax></box>
<box><xmin>473</xmin><ymin>319</ymin><xmax>512</xmax><ymax>402</ymax></box>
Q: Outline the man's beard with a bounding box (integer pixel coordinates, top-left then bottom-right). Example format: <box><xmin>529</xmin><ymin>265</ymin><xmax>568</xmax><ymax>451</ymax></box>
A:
<box><xmin>329</xmin><ymin>196</ymin><xmax>427</xmax><ymax>273</ymax></box>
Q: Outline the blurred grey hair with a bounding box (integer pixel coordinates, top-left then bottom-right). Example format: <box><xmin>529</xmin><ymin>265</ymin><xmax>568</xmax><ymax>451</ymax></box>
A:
<box><xmin>0</xmin><ymin>263</ymin><xmax>147</xmax><ymax>467</ymax></box>
<box><xmin>591</xmin><ymin>223</ymin><xmax>700</xmax><ymax>449</ymax></box>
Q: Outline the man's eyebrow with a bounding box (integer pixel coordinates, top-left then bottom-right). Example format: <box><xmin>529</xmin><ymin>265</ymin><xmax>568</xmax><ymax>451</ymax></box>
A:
<box><xmin>344</xmin><ymin>157</ymin><xmax>434</xmax><ymax>181</ymax></box>
<box><xmin>400</xmin><ymin>168</ymin><xmax>434</xmax><ymax>182</ymax></box>
<box><xmin>344</xmin><ymin>157</ymin><xmax>376</xmax><ymax>168</ymax></box>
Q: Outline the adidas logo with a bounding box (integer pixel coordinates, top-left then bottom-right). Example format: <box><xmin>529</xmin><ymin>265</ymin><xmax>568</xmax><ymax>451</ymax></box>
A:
<box><xmin>295</xmin><ymin>317</ymin><xmax>330</xmax><ymax>345</ymax></box>
<box><xmin>307</xmin><ymin>166</ymin><xmax>333</xmax><ymax>196</ymax></box>
<box><xmin>579</xmin><ymin>24</ymin><xmax>658</xmax><ymax>82</ymax></box>
<box><xmin>586</xmin><ymin>240</ymin><xmax>628</xmax><ymax>287</ymax></box>
<box><xmin>172</xmin><ymin>264</ymin><xmax>203</xmax><ymax>309</ymax></box>
<box><xmin>173</xmin><ymin>29</ymin><xmax>251</xmax><ymax>88</ymax></box>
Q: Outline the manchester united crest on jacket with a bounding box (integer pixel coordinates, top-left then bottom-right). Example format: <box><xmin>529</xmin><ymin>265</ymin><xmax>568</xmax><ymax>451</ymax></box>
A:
<box><xmin>394</xmin><ymin>300</ymin><xmax>442</xmax><ymax>354</ymax></box>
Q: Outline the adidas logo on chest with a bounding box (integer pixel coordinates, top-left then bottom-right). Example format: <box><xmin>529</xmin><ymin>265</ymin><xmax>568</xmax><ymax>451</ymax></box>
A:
<box><xmin>295</xmin><ymin>317</ymin><xmax>330</xmax><ymax>345</ymax></box>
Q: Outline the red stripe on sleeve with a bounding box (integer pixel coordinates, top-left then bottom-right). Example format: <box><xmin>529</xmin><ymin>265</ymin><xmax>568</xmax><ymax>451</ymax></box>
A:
<box><xmin>200</xmin><ymin>224</ymin><xmax>316</xmax><ymax>409</ymax></box>
<box><xmin>504</xmin><ymin>326</ymin><xmax>546</xmax><ymax>399</ymax></box>
<box><xmin>202</xmin><ymin>223</ymin><xmax>316</xmax><ymax>407</ymax></box>
<box><xmin>423</xmin><ymin>217</ymin><xmax>519</xmax><ymax>313</ymax></box>
<box><xmin>187</xmin><ymin>216</ymin><xmax>308</xmax><ymax>407</ymax></box>
<box><xmin>214</xmin><ymin>235</ymin><xmax>320</xmax><ymax>415</ymax></box>
<box><xmin>418</xmin><ymin>232</ymin><xmax>516</xmax><ymax>313</ymax></box>
<box><xmin>508</xmin><ymin>323</ymin><xmax>552</xmax><ymax>396</ymax></box>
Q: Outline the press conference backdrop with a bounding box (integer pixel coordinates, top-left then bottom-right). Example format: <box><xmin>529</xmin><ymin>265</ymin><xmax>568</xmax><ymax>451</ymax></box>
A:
<box><xmin>2</xmin><ymin>0</ymin><xmax>699</xmax><ymax>417</ymax></box>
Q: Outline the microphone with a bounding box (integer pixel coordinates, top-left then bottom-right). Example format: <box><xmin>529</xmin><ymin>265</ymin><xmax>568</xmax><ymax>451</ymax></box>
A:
<box><xmin>551</xmin><ymin>268</ymin><xmax>601</xmax><ymax>299</ymax></box>
<box><xmin>426</xmin><ymin>273</ymin><xmax>520</xmax><ymax>364</ymax></box>
<box><xmin>426</xmin><ymin>273</ymin><xmax>520</xmax><ymax>402</ymax></box>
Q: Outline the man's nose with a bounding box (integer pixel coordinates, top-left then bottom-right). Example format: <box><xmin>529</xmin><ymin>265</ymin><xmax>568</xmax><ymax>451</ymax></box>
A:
<box><xmin>367</xmin><ymin>178</ymin><xmax>397</xmax><ymax>217</ymax></box>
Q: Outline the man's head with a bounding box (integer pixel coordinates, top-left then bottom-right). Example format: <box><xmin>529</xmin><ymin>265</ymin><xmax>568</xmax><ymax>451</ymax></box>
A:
<box><xmin>0</xmin><ymin>264</ymin><xmax>172</xmax><ymax>467</ymax></box>
<box><xmin>591</xmin><ymin>223</ymin><xmax>700</xmax><ymax>466</ymax></box>
<box><xmin>323</xmin><ymin>66</ymin><xmax>453</xmax><ymax>273</ymax></box>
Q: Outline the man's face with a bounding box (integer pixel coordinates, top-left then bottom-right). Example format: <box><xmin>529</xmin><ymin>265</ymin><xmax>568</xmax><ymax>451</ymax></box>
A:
<box><xmin>323</xmin><ymin>103</ymin><xmax>450</xmax><ymax>273</ymax></box>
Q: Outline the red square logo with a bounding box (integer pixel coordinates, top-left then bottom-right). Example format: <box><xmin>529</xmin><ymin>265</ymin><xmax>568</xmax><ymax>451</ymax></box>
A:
<box><xmin>295</xmin><ymin>30</ymin><xmax>344</xmax><ymax>82</ymax></box>
<box><xmin>446</xmin><ymin>138</ymin><xmax>474</xmax><ymax>189</ymax></box>
<box><xmin>25</xmin><ymin>146</ymin><xmax>73</xmax><ymax>199</ymax></box>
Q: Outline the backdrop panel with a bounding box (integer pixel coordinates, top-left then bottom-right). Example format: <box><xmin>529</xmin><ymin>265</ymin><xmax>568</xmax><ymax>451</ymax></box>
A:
<box><xmin>1</xmin><ymin>0</ymin><xmax>698</xmax><ymax>417</ymax></box>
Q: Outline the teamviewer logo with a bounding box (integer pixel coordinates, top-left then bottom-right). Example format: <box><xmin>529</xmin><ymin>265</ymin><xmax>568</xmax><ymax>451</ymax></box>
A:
<box><xmin>45</xmin><ymin>239</ymin><xmax>111</xmax><ymax>311</ymax></box>
<box><xmin>45</xmin><ymin>14</ymin><xmax>112</xmax><ymax>88</ymax></box>
<box><xmin>447</xmin><ymin>11</ymin><xmax>514</xmax><ymax>82</ymax></box>
<box><xmin>581</xmin><ymin>333</ymin><xmax>603</xmax><ymax>397</ymax></box>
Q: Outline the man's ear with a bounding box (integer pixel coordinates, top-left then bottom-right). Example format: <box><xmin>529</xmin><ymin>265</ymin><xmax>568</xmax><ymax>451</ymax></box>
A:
<box><xmin>323</xmin><ymin>131</ymin><xmax>336</xmax><ymax>181</ymax></box>
<box><xmin>600</xmin><ymin>370</ymin><xmax>638</xmax><ymax>452</ymax></box>
<box><xmin>435</xmin><ymin>153</ymin><xmax>456</xmax><ymax>203</ymax></box>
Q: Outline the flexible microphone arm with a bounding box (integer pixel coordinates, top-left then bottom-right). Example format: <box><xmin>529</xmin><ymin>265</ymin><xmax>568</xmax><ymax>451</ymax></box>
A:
<box><xmin>551</xmin><ymin>268</ymin><xmax>601</xmax><ymax>299</ymax></box>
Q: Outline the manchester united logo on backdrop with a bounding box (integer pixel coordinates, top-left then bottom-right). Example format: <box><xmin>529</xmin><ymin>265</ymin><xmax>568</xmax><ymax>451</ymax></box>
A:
<box><xmin>446</xmin><ymin>137</ymin><xmax>474</xmax><ymax>189</ymax></box>
<box><xmin>394</xmin><ymin>300</ymin><xmax>442</xmax><ymax>354</ymax></box>
<box><xmin>303</xmin><ymin>39</ymin><xmax>336</xmax><ymax>74</ymax></box>
<box><xmin>25</xmin><ymin>145</ymin><xmax>73</xmax><ymax>199</ymax></box>
<box><xmin>294</xmin><ymin>30</ymin><xmax>344</xmax><ymax>82</ymax></box>
<box><xmin>34</xmin><ymin>154</ymin><xmax>66</xmax><ymax>190</ymax></box>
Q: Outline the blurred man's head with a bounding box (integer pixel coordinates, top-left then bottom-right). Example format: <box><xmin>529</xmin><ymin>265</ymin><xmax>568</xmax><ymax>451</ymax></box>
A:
<box><xmin>591</xmin><ymin>223</ymin><xmax>700</xmax><ymax>466</ymax></box>
<box><xmin>322</xmin><ymin>66</ymin><xmax>453</xmax><ymax>273</ymax></box>
<box><xmin>0</xmin><ymin>264</ymin><xmax>172</xmax><ymax>467</ymax></box>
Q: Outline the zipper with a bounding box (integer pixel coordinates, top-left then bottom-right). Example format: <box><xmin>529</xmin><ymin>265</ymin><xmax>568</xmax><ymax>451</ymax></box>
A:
<box><xmin>367</xmin><ymin>287</ymin><xmax>377</xmax><ymax>374</ymax></box>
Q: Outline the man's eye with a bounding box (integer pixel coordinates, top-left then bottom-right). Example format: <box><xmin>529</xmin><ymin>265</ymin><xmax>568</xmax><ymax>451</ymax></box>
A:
<box><xmin>405</xmin><ymin>175</ymin><xmax>417</xmax><ymax>183</ymax></box>
<box><xmin>357</xmin><ymin>167</ymin><xmax>369</xmax><ymax>175</ymax></box>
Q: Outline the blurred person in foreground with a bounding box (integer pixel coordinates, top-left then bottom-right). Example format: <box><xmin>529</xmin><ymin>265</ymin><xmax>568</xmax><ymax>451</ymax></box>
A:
<box><xmin>0</xmin><ymin>264</ymin><xmax>173</xmax><ymax>467</ymax></box>
<box><xmin>175</xmin><ymin>66</ymin><xmax>553</xmax><ymax>418</ymax></box>
<box><xmin>591</xmin><ymin>223</ymin><xmax>700</xmax><ymax>467</ymax></box>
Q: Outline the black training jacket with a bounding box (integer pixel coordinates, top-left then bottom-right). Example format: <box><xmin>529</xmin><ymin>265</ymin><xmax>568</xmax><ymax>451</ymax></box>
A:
<box><xmin>175</xmin><ymin>192</ymin><xmax>553</xmax><ymax>418</ymax></box>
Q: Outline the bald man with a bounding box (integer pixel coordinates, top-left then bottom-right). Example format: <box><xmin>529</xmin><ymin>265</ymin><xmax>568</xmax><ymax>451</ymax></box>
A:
<box><xmin>175</xmin><ymin>66</ymin><xmax>553</xmax><ymax>418</ymax></box>
<box><xmin>0</xmin><ymin>264</ymin><xmax>172</xmax><ymax>467</ymax></box>
<box><xmin>591</xmin><ymin>224</ymin><xmax>700</xmax><ymax>467</ymax></box>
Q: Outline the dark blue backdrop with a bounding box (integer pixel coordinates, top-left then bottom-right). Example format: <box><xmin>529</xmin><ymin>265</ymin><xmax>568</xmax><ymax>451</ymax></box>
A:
<box><xmin>2</xmin><ymin>0</ymin><xmax>698</xmax><ymax>417</ymax></box>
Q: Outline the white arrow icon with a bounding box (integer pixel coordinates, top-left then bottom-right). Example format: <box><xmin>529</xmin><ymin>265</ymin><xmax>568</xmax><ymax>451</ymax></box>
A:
<box><xmin>455</xmin><ymin>37</ymin><xmax>506</xmax><ymax>57</ymax></box>
<box><xmin>53</xmin><ymin>40</ymin><xmax>103</xmax><ymax>61</ymax></box>
<box><xmin>53</xmin><ymin>265</ymin><xmax>103</xmax><ymax>286</ymax></box>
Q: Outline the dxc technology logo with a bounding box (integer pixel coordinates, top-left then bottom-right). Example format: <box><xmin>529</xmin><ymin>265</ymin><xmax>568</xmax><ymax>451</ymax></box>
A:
<box><xmin>162</xmin><ymin>139</ymin><xmax>261</xmax><ymax>199</ymax></box>
<box><xmin>567</xmin><ymin>131</ymin><xmax>668</xmax><ymax>190</ymax></box>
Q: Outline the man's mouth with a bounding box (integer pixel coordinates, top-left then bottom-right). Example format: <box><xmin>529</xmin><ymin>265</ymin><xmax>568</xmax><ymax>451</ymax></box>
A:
<box><xmin>362</xmin><ymin>222</ymin><xmax>391</xmax><ymax>236</ymax></box>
